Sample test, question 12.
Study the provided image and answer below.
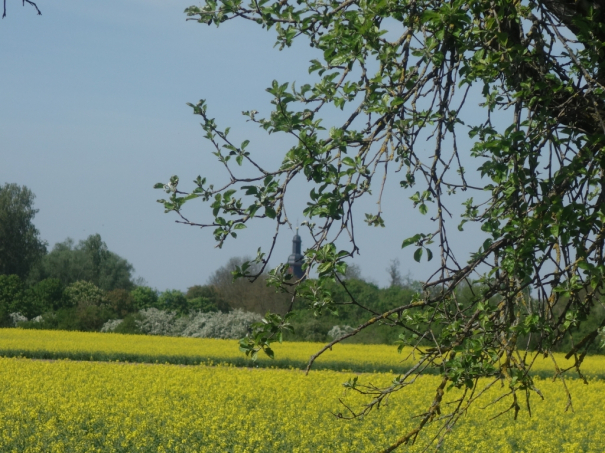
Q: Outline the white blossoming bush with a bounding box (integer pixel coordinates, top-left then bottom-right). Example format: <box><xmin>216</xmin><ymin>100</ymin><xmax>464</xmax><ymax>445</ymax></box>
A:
<box><xmin>101</xmin><ymin>319</ymin><xmax>124</xmax><ymax>333</ymax></box>
<box><xmin>9</xmin><ymin>312</ymin><xmax>28</xmax><ymax>326</ymax></box>
<box><xmin>180</xmin><ymin>310</ymin><xmax>262</xmax><ymax>339</ymax></box>
<box><xmin>327</xmin><ymin>325</ymin><xmax>355</xmax><ymax>339</ymax></box>
<box><xmin>135</xmin><ymin>308</ymin><xmax>181</xmax><ymax>336</ymax></box>
<box><xmin>132</xmin><ymin>308</ymin><xmax>261</xmax><ymax>339</ymax></box>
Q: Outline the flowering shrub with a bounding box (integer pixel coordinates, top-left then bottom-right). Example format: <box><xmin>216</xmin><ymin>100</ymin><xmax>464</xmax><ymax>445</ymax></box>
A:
<box><xmin>180</xmin><ymin>309</ymin><xmax>261</xmax><ymax>339</ymax></box>
<box><xmin>327</xmin><ymin>325</ymin><xmax>355</xmax><ymax>339</ymax></box>
<box><xmin>134</xmin><ymin>308</ymin><xmax>181</xmax><ymax>336</ymax></box>
<box><xmin>100</xmin><ymin>319</ymin><xmax>123</xmax><ymax>333</ymax></box>
<box><xmin>64</xmin><ymin>281</ymin><xmax>106</xmax><ymax>307</ymax></box>
<box><xmin>8</xmin><ymin>312</ymin><xmax>27</xmax><ymax>326</ymax></box>
<box><xmin>132</xmin><ymin>308</ymin><xmax>261</xmax><ymax>339</ymax></box>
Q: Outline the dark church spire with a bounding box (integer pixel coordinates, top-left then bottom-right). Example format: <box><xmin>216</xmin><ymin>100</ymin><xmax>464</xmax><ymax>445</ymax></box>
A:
<box><xmin>287</xmin><ymin>228</ymin><xmax>304</xmax><ymax>280</ymax></box>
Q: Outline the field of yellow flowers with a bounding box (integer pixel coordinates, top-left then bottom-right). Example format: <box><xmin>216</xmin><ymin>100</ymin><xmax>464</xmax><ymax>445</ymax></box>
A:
<box><xmin>1</xmin><ymin>328</ymin><xmax>604</xmax><ymax>377</ymax></box>
<box><xmin>0</xmin><ymin>328</ymin><xmax>604</xmax><ymax>451</ymax></box>
<box><xmin>0</xmin><ymin>328</ymin><xmax>419</xmax><ymax>372</ymax></box>
<box><xmin>0</xmin><ymin>356</ymin><xmax>603</xmax><ymax>452</ymax></box>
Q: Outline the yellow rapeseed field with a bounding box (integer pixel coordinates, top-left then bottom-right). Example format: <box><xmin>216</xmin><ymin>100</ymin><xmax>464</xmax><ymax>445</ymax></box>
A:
<box><xmin>1</xmin><ymin>328</ymin><xmax>604</xmax><ymax>377</ymax></box>
<box><xmin>0</xmin><ymin>328</ymin><xmax>418</xmax><ymax>372</ymax></box>
<box><xmin>0</xmin><ymin>357</ymin><xmax>603</xmax><ymax>452</ymax></box>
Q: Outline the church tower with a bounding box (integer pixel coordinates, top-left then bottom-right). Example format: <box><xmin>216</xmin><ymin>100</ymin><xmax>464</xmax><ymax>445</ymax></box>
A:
<box><xmin>287</xmin><ymin>228</ymin><xmax>305</xmax><ymax>280</ymax></box>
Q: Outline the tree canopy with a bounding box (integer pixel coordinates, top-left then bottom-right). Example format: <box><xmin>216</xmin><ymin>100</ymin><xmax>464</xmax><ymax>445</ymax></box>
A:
<box><xmin>156</xmin><ymin>0</ymin><xmax>605</xmax><ymax>449</ymax></box>
<box><xmin>0</xmin><ymin>183</ymin><xmax>47</xmax><ymax>280</ymax></box>
<box><xmin>30</xmin><ymin>234</ymin><xmax>136</xmax><ymax>292</ymax></box>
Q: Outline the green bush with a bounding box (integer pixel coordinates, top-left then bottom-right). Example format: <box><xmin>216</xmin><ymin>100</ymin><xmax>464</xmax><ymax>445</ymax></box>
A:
<box><xmin>106</xmin><ymin>289</ymin><xmax>136</xmax><ymax>318</ymax></box>
<box><xmin>0</xmin><ymin>274</ymin><xmax>25</xmax><ymax>317</ymax></box>
<box><xmin>21</xmin><ymin>305</ymin><xmax>114</xmax><ymax>332</ymax></box>
<box><xmin>73</xmin><ymin>303</ymin><xmax>113</xmax><ymax>331</ymax></box>
<box><xmin>185</xmin><ymin>285</ymin><xmax>230</xmax><ymax>313</ymax></box>
<box><xmin>64</xmin><ymin>281</ymin><xmax>106</xmax><ymax>307</ymax></box>
<box><xmin>130</xmin><ymin>286</ymin><xmax>159</xmax><ymax>310</ymax></box>
<box><xmin>0</xmin><ymin>305</ymin><xmax>11</xmax><ymax>327</ymax></box>
<box><xmin>25</xmin><ymin>278</ymin><xmax>66</xmax><ymax>315</ymax></box>
<box><xmin>112</xmin><ymin>313</ymin><xmax>142</xmax><ymax>334</ymax></box>
<box><xmin>158</xmin><ymin>289</ymin><xmax>188</xmax><ymax>314</ymax></box>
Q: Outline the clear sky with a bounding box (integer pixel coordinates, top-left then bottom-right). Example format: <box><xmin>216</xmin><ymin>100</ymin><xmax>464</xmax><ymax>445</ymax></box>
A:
<box><xmin>1</xmin><ymin>0</ymin><xmax>487</xmax><ymax>291</ymax></box>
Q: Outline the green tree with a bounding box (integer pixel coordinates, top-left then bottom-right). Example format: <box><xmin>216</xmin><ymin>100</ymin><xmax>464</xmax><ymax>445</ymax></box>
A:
<box><xmin>207</xmin><ymin>257</ymin><xmax>290</xmax><ymax>314</ymax></box>
<box><xmin>186</xmin><ymin>285</ymin><xmax>230</xmax><ymax>312</ymax></box>
<box><xmin>157</xmin><ymin>0</ymin><xmax>605</xmax><ymax>448</ymax></box>
<box><xmin>0</xmin><ymin>274</ymin><xmax>25</xmax><ymax>324</ymax></box>
<box><xmin>64</xmin><ymin>281</ymin><xmax>107</xmax><ymax>307</ymax></box>
<box><xmin>106</xmin><ymin>289</ymin><xmax>137</xmax><ymax>318</ymax></box>
<box><xmin>158</xmin><ymin>289</ymin><xmax>188</xmax><ymax>314</ymax></box>
<box><xmin>0</xmin><ymin>183</ymin><xmax>47</xmax><ymax>279</ymax></box>
<box><xmin>130</xmin><ymin>286</ymin><xmax>160</xmax><ymax>310</ymax></box>
<box><xmin>30</xmin><ymin>234</ymin><xmax>135</xmax><ymax>291</ymax></box>
<box><xmin>0</xmin><ymin>275</ymin><xmax>67</xmax><ymax>320</ymax></box>
<box><xmin>23</xmin><ymin>278</ymin><xmax>66</xmax><ymax>317</ymax></box>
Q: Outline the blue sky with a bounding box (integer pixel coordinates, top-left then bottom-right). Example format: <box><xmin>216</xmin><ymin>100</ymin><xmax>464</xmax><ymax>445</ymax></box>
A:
<box><xmin>1</xmin><ymin>0</ymin><xmax>487</xmax><ymax>291</ymax></box>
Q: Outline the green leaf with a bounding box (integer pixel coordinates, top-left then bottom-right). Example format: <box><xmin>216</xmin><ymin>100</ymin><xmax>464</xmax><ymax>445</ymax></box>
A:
<box><xmin>330</xmin><ymin>53</ymin><xmax>351</xmax><ymax>66</ymax></box>
<box><xmin>342</xmin><ymin>157</ymin><xmax>355</xmax><ymax>167</ymax></box>
<box><xmin>413</xmin><ymin>248</ymin><xmax>423</xmax><ymax>262</ymax></box>
<box><xmin>402</xmin><ymin>234</ymin><xmax>423</xmax><ymax>249</ymax></box>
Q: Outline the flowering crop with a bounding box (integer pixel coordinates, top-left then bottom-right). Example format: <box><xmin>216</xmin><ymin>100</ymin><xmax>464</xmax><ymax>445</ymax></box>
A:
<box><xmin>1</xmin><ymin>328</ymin><xmax>604</xmax><ymax>377</ymax></box>
<box><xmin>0</xmin><ymin>357</ymin><xmax>603</xmax><ymax>452</ymax></box>
<box><xmin>0</xmin><ymin>328</ymin><xmax>417</xmax><ymax>372</ymax></box>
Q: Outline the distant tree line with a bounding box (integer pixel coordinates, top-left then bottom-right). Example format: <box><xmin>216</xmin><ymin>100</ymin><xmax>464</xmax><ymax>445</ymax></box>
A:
<box><xmin>0</xmin><ymin>183</ymin><xmax>288</xmax><ymax>332</ymax></box>
<box><xmin>1</xmin><ymin>182</ymin><xmax>603</xmax><ymax>350</ymax></box>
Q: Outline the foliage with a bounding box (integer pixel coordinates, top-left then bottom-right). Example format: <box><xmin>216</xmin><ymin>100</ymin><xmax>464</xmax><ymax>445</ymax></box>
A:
<box><xmin>105</xmin><ymin>289</ymin><xmax>136</xmax><ymax>318</ymax></box>
<box><xmin>0</xmin><ymin>276</ymin><xmax>141</xmax><ymax>332</ymax></box>
<box><xmin>157</xmin><ymin>289</ymin><xmax>189</xmax><ymax>314</ymax></box>
<box><xmin>186</xmin><ymin>284</ymin><xmax>230</xmax><ymax>312</ymax></box>
<box><xmin>130</xmin><ymin>286</ymin><xmax>160</xmax><ymax>310</ymax></box>
<box><xmin>64</xmin><ymin>281</ymin><xmax>107</xmax><ymax>307</ymax></box>
<box><xmin>285</xmin><ymin>278</ymin><xmax>418</xmax><ymax>343</ymax></box>
<box><xmin>25</xmin><ymin>278</ymin><xmax>67</xmax><ymax>314</ymax></box>
<box><xmin>207</xmin><ymin>256</ymin><xmax>290</xmax><ymax>314</ymax></box>
<box><xmin>0</xmin><ymin>276</ymin><xmax>70</xmax><ymax>321</ymax></box>
<box><xmin>17</xmin><ymin>306</ymin><xmax>113</xmax><ymax>332</ymax></box>
<box><xmin>0</xmin><ymin>275</ymin><xmax>25</xmax><ymax>321</ymax></box>
<box><xmin>111</xmin><ymin>313</ymin><xmax>142</xmax><ymax>334</ymax></box>
<box><xmin>0</xmin><ymin>183</ymin><xmax>47</xmax><ymax>279</ymax></box>
<box><xmin>14</xmin><ymin>281</ymin><xmax>114</xmax><ymax>332</ymax></box>
<box><xmin>0</xmin><ymin>307</ymin><xmax>9</xmax><ymax>328</ymax></box>
<box><xmin>156</xmin><ymin>0</ymin><xmax>605</xmax><ymax>446</ymax></box>
<box><xmin>29</xmin><ymin>234</ymin><xmax>136</xmax><ymax>291</ymax></box>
